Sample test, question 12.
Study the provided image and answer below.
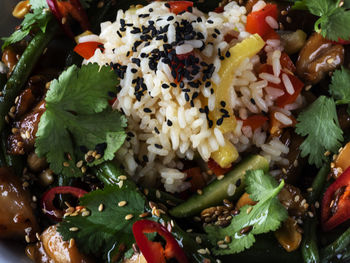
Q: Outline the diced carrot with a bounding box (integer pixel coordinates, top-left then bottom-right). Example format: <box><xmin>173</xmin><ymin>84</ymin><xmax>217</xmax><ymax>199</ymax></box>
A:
<box><xmin>242</xmin><ymin>115</ymin><xmax>269</xmax><ymax>131</ymax></box>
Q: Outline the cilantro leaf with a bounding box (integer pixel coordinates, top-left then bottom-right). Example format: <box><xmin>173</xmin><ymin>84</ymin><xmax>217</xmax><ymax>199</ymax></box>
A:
<box><xmin>29</xmin><ymin>0</ymin><xmax>48</xmax><ymax>9</ymax></box>
<box><xmin>296</xmin><ymin>96</ymin><xmax>343</xmax><ymax>168</ymax></box>
<box><xmin>205</xmin><ymin>170</ymin><xmax>287</xmax><ymax>255</ymax></box>
<box><xmin>2</xmin><ymin>8</ymin><xmax>52</xmax><ymax>50</ymax></box>
<box><xmin>305</xmin><ymin>0</ymin><xmax>350</xmax><ymax>41</ymax></box>
<box><xmin>57</xmin><ymin>185</ymin><xmax>146</xmax><ymax>258</ymax></box>
<box><xmin>329</xmin><ymin>67</ymin><xmax>350</xmax><ymax>106</ymax></box>
<box><xmin>35</xmin><ymin>63</ymin><xmax>127</xmax><ymax>177</ymax></box>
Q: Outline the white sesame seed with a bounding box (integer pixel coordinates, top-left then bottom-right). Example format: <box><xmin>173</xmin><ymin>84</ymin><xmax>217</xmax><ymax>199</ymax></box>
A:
<box><xmin>219</xmin><ymin>244</ymin><xmax>228</xmax><ymax>249</ymax></box>
<box><xmin>246</xmin><ymin>206</ymin><xmax>253</xmax><ymax>214</ymax></box>
<box><xmin>25</xmin><ymin>235</ymin><xmax>30</xmax><ymax>243</ymax></box>
<box><xmin>82</xmin><ymin>211</ymin><xmax>90</xmax><ymax>217</ymax></box>
<box><xmin>98</xmin><ymin>204</ymin><xmax>104</xmax><ymax>212</ymax></box>
<box><xmin>197</xmin><ymin>249</ymin><xmax>207</xmax><ymax>255</ymax></box>
<box><xmin>125</xmin><ymin>214</ymin><xmax>134</xmax><ymax>220</ymax></box>
<box><xmin>69</xmin><ymin>227</ymin><xmax>79</xmax><ymax>232</ymax></box>
<box><xmin>196</xmin><ymin>236</ymin><xmax>202</xmax><ymax>244</ymax></box>
<box><xmin>118</xmin><ymin>175</ymin><xmax>127</xmax><ymax>180</ymax></box>
<box><xmin>156</xmin><ymin>190</ymin><xmax>161</xmax><ymax>198</ymax></box>
<box><xmin>118</xmin><ymin>201</ymin><xmax>127</xmax><ymax>207</ymax></box>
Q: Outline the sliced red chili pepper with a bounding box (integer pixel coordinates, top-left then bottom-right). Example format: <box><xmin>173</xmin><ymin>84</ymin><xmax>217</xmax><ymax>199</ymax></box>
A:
<box><xmin>246</xmin><ymin>4</ymin><xmax>278</xmax><ymax>41</ymax></box>
<box><xmin>207</xmin><ymin>158</ymin><xmax>232</xmax><ymax>177</ymax></box>
<box><xmin>322</xmin><ymin>166</ymin><xmax>350</xmax><ymax>231</ymax></box>
<box><xmin>259</xmin><ymin>64</ymin><xmax>304</xmax><ymax>108</ymax></box>
<box><xmin>74</xmin><ymin>41</ymin><xmax>104</xmax><ymax>59</ymax></box>
<box><xmin>168</xmin><ymin>1</ymin><xmax>194</xmax><ymax>15</ymax></box>
<box><xmin>132</xmin><ymin>219</ymin><xmax>188</xmax><ymax>263</ymax></box>
<box><xmin>184</xmin><ymin>167</ymin><xmax>206</xmax><ymax>192</ymax></box>
<box><xmin>242</xmin><ymin>114</ymin><xmax>269</xmax><ymax>131</ymax></box>
<box><xmin>108</xmin><ymin>97</ymin><xmax>117</xmax><ymax>106</ymax></box>
<box><xmin>41</xmin><ymin>186</ymin><xmax>87</xmax><ymax>221</ymax></box>
<box><xmin>46</xmin><ymin>0</ymin><xmax>90</xmax><ymax>38</ymax></box>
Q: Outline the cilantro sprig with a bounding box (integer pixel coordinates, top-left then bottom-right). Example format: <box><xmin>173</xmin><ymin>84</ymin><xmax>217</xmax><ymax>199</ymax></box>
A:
<box><xmin>35</xmin><ymin>63</ymin><xmax>127</xmax><ymax>178</ymax></box>
<box><xmin>58</xmin><ymin>185</ymin><xmax>146</xmax><ymax>259</ymax></box>
<box><xmin>2</xmin><ymin>1</ymin><xmax>52</xmax><ymax>50</ymax></box>
<box><xmin>293</xmin><ymin>0</ymin><xmax>350</xmax><ymax>41</ymax></box>
<box><xmin>205</xmin><ymin>170</ymin><xmax>287</xmax><ymax>255</ymax></box>
<box><xmin>295</xmin><ymin>67</ymin><xmax>350</xmax><ymax>168</ymax></box>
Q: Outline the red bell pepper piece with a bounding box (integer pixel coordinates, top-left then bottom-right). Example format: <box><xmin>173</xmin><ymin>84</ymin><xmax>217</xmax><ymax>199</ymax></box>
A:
<box><xmin>214</xmin><ymin>6</ymin><xmax>224</xmax><ymax>13</ymax></box>
<box><xmin>322</xmin><ymin>166</ymin><xmax>350</xmax><ymax>231</ymax></box>
<box><xmin>280</xmin><ymin>52</ymin><xmax>296</xmax><ymax>73</ymax></box>
<box><xmin>184</xmin><ymin>167</ymin><xmax>206</xmax><ymax>191</ymax></box>
<box><xmin>246</xmin><ymin>4</ymin><xmax>278</xmax><ymax>40</ymax></box>
<box><xmin>47</xmin><ymin>0</ymin><xmax>90</xmax><ymax>38</ymax></box>
<box><xmin>207</xmin><ymin>159</ymin><xmax>232</xmax><ymax>177</ymax></box>
<box><xmin>168</xmin><ymin>1</ymin><xmax>194</xmax><ymax>15</ymax></box>
<box><xmin>74</xmin><ymin>41</ymin><xmax>104</xmax><ymax>60</ymax></box>
<box><xmin>332</xmin><ymin>38</ymin><xmax>350</xmax><ymax>45</ymax></box>
<box><xmin>132</xmin><ymin>219</ymin><xmax>188</xmax><ymax>263</ymax></box>
<box><xmin>259</xmin><ymin>64</ymin><xmax>304</xmax><ymax>108</ymax></box>
<box><xmin>41</xmin><ymin>186</ymin><xmax>87</xmax><ymax>221</ymax></box>
<box><xmin>241</xmin><ymin>114</ymin><xmax>269</xmax><ymax>131</ymax></box>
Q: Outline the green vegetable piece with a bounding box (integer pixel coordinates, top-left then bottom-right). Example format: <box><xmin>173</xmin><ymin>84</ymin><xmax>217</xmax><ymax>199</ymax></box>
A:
<box><xmin>280</xmin><ymin>29</ymin><xmax>307</xmax><ymax>55</ymax></box>
<box><xmin>2</xmin><ymin>9</ymin><xmax>52</xmax><ymax>50</ymax></box>
<box><xmin>296</xmin><ymin>96</ymin><xmax>343</xmax><ymax>168</ymax></box>
<box><xmin>57</xmin><ymin>185</ymin><xmax>146</xmax><ymax>258</ymax></box>
<box><xmin>169</xmin><ymin>155</ymin><xmax>269</xmax><ymax>218</ymax></box>
<box><xmin>0</xmin><ymin>19</ymin><xmax>57</xmax><ymax>133</ymax></box>
<box><xmin>205</xmin><ymin>170</ymin><xmax>287</xmax><ymax>255</ymax></box>
<box><xmin>35</xmin><ymin>63</ymin><xmax>127</xmax><ymax>178</ymax></box>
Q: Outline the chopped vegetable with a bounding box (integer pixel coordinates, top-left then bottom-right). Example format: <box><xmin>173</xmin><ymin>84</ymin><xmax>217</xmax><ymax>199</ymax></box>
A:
<box><xmin>132</xmin><ymin>219</ymin><xmax>188</xmax><ymax>263</ymax></box>
<box><xmin>210</xmin><ymin>34</ymin><xmax>265</xmax><ymax>167</ymax></box>
<box><xmin>73</xmin><ymin>41</ymin><xmax>104</xmax><ymax>59</ymax></box>
<box><xmin>296</xmin><ymin>96</ymin><xmax>343</xmax><ymax>168</ymax></box>
<box><xmin>321</xmin><ymin>166</ymin><xmax>350</xmax><ymax>231</ymax></box>
<box><xmin>169</xmin><ymin>155</ymin><xmax>269</xmax><ymax>218</ymax></box>
<box><xmin>207</xmin><ymin>158</ymin><xmax>232</xmax><ymax>177</ymax></box>
<box><xmin>274</xmin><ymin>217</ymin><xmax>302</xmax><ymax>252</ymax></box>
<box><xmin>35</xmin><ymin>63</ymin><xmax>127</xmax><ymax>178</ymax></box>
<box><xmin>259</xmin><ymin>64</ymin><xmax>304</xmax><ymax>108</ymax></box>
<box><xmin>205</xmin><ymin>169</ymin><xmax>288</xmax><ymax>255</ymax></box>
<box><xmin>242</xmin><ymin>115</ymin><xmax>268</xmax><ymax>132</ymax></box>
<box><xmin>168</xmin><ymin>1</ymin><xmax>193</xmax><ymax>15</ymax></box>
<box><xmin>236</xmin><ymin>192</ymin><xmax>256</xmax><ymax>210</ymax></box>
<box><xmin>280</xmin><ymin>30</ymin><xmax>307</xmax><ymax>55</ymax></box>
<box><xmin>245</xmin><ymin>4</ymin><xmax>278</xmax><ymax>40</ymax></box>
<box><xmin>334</xmin><ymin>142</ymin><xmax>350</xmax><ymax>172</ymax></box>
<box><xmin>41</xmin><ymin>186</ymin><xmax>87</xmax><ymax>221</ymax></box>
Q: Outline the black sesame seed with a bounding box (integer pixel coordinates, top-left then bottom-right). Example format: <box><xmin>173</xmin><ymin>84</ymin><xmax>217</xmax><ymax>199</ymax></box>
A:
<box><xmin>143</xmin><ymin>108</ymin><xmax>152</xmax><ymax>113</ymax></box>
<box><xmin>108</xmin><ymin>91</ymin><xmax>116</xmax><ymax>97</ymax></box>
<box><xmin>220</xmin><ymin>109</ymin><xmax>228</xmax><ymax>115</ymax></box>
<box><xmin>131</xmin><ymin>28</ymin><xmax>141</xmax><ymax>34</ymax></box>
<box><xmin>220</xmin><ymin>56</ymin><xmax>225</xmax><ymax>60</ymax></box>
<box><xmin>208</xmin><ymin>119</ymin><xmax>213</xmax><ymax>128</ymax></box>
<box><xmin>225</xmin><ymin>51</ymin><xmax>231</xmax><ymax>58</ymax></box>
<box><xmin>207</xmin><ymin>20</ymin><xmax>214</xmax><ymax>24</ymax></box>
<box><xmin>179</xmin><ymin>81</ymin><xmax>185</xmax><ymax>89</ymax></box>
<box><xmin>149</xmin><ymin>8</ymin><xmax>153</xmax><ymax>12</ymax></box>
<box><xmin>132</xmin><ymin>58</ymin><xmax>141</xmax><ymax>67</ymax></box>
<box><xmin>187</xmin><ymin>6</ymin><xmax>193</xmax><ymax>12</ymax></box>
<box><xmin>167</xmin><ymin>16</ymin><xmax>174</xmax><ymax>21</ymax></box>
<box><xmin>143</xmin><ymin>155</ymin><xmax>149</xmax><ymax>162</ymax></box>
<box><xmin>131</xmin><ymin>68</ymin><xmax>138</xmax><ymax>74</ymax></box>
<box><xmin>184</xmin><ymin>93</ymin><xmax>190</xmax><ymax>102</ymax></box>
<box><xmin>197</xmin><ymin>17</ymin><xmax>203</xmax><ymax>22</ymax></box>
<box><xmin>210</xmin><ymin>88</ymin><xmax>214</xmax><ymax>94</ymax></box>
<box><xmin>220</xmin><ymin>101</ymin><xmax>226</xmax><ymax>107</ymax></box>
<box><xmin>167</xmin><ymin>119</ymin><xmax>173</xmax><ymax>126</ymax></box>
<box><xmin>236</xmin><ymin>178</ymin><xmax>241</xmax><ymax>187</ymax></box>
<box><xmin>170</xmin><ymin>82</ymin><xmax>177</xmax><ymax>87</ymax></box>
<box><xmin>250</xmin><ymin>98</ymin><xmax>256</xmax><ymax>105</ymax></box>
<box><xmin>126</xmin><ymin>51</ymin><xmax>130</xmax><ymax>57</ymax></box>
<box><xmin>199</xmin><ymin>108</ymin><xmax>205</xmax><ymax>113</ymax></box>
<box><xmin>155</xmin><ymin>143</ymin><xmax>163</xmax><ymax>149</ymax></box>
<box><xmin>205</xmin><ymin>81</ymin><xmax>211</xmax><ymax>88</ymax></box>
<box><xmin>154</xmin><ymin>127</ymin><xmax>160</xmax><ymax>134</ymax></box>
<box><xmin>162</xmin><ymin>83</ymin><xmax>170</xmax><ymax>89</ymax></box>
<box><xmin>117</xmin><ymin>31</ymin><xmax>122</xmax><ymax>38</ymax></box>
<box><xmin>216</xmin><ymin>117</ymin><xmax>224</xmax><ymax>126</ymax></box>
<box><xmin>212</xmin><ymin>33</ymin><xmax>217</xmax><ymax>39</ymax></box>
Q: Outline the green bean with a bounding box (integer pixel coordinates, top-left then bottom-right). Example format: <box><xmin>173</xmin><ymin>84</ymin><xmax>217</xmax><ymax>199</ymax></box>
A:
<box><xmin>320</xmin><ymin>226</ymin><xmax>350</xmax><ymax>263</ymax></box>
<box><xmin>0</xmin><ymin>16</ymin><xmax>58</xmax><ymax>133</ymax></box>
<box><xmin>93</xmin><ymin>162</ymin><xmax>128</xmax><ymax>186</ymax></box>
<box><xmin>302</xmin><ymin>163</ymin><xmax>329</xmax><ymax>263</ymax></box>
<box><xmin>146</xmin><ymin>188</ymin><xmax>183</xmax><ymax>207</ymax></box>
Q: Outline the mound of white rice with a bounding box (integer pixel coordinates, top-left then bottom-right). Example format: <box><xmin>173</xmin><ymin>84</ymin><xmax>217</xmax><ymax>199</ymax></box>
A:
<box><xmin>85</xmin><ymin>1</ymin><xmax>304</xmax><ymax>192</ymax></box>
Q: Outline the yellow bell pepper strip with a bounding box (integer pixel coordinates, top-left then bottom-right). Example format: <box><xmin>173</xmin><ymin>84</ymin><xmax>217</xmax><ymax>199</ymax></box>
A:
<box><xmin>210</xmin><ymin>34</ymin><xmax>265</xmax><ymax>168</ymax></box>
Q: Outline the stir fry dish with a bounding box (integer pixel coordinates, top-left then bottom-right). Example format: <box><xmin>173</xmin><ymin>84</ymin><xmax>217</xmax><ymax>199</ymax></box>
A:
<box><xmin>1</xmin><ymin>0</ymin><xmax>350</xmax><ymax>262</ymax></box>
